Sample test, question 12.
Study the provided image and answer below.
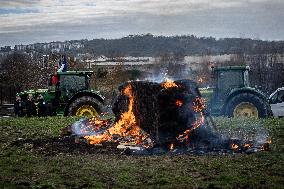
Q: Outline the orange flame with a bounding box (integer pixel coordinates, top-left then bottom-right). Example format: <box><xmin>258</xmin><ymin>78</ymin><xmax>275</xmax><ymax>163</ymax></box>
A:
<box><xmin>260</xmin><ymin>138</ymin><xmax>272</xmax><ymax>151</ymax></box>
<box><xmin>192</xmin><ymin>97</ymin><xmax>206</xmax><ymax>113</ymax></box>
<box><xmin>85</xmin><ymin>133</ymin><xmax>111</xmax><ymax>145</ymax></box>
<box><xmin>177</xmin><ymin>97</ymin><xmax>206</xmax><ymax>144</ymax></box>
<box><xmin>231</xmin><ymin>143</ymin><xmax>239</xmax><ymax>150</ymax></box>
<box><xmin>85</xmin><ymin>84</ymin><xmax>150</xmax><ymax>146</ymax></box>
<box><xmin>175</xmin><ymin>100</ymin><xmax>183</xmax><ymax>107</ymax></box>
<box><xmin>260</xmin><ymin>141</ymin><xmax>270</xmax><ymax>151</ymax></box>
<box><xmin>244</xmin><ymin>143</ymin><xmax>252</xmax><ymax>149</ymax></box>
<box><xmin>161</xmin><ymin>79</ymin><xmax>178</xmax><ymax>89</ymax></box>
<box><xmin>169</xmin><ymin>143</ymin><xmax>174</xmax><ymax>151</ymax></box>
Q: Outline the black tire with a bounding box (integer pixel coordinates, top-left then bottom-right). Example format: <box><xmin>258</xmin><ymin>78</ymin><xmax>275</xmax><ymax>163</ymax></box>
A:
<box><xmin>68</xmin><ymin>96</ymin><xmax>104</xmax><ymax>117</ymax></box>
<box><xmin>225</xmin><ymin>92</ymin><xmax>269</xmax><ymax>118</ymax></box>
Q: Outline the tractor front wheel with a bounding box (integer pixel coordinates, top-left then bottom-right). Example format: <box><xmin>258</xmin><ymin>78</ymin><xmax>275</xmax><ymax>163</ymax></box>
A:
<box><xmin>225</xmin><ymin>93</ymin><xmax>269</xmax><ymax>118</ymax></box>
<box><xmin>68</xmin><ymin>96</ymin><xmax>103</xmax><ymax>117</ymax></box>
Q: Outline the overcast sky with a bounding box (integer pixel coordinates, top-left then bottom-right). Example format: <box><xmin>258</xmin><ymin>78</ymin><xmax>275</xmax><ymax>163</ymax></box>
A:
<box><xmin>0</xmin><ymin>0</ymin><xmax>283</xmax><ymax>47</ymax></box>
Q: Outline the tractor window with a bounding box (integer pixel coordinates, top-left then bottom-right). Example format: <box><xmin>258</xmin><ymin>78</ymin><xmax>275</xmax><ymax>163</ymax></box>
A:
<box><xmin>218</xmin><ymin>71</ymin><xmax>244</xmax><ymax>94</ymax></box>
<box><xmin>59</xmin><ymin>75</ymin><xmax>86</xmax><ymax>93</ymax></box>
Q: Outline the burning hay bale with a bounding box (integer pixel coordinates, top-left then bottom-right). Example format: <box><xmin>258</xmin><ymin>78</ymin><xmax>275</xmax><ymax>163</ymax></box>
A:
<box><xmin>69</xmin><ymin>79</ymin><xmax>209</xmax><ymax>149</ymax></box>
<box><xmin>112</xmin><ymin>79</ymin><xmax>204</xmax><ymax>145</ymax></box>
<box><xmin>66</xmin><ymin>79</ymin><xmax>271</xmax><ymax>154</ymax></box>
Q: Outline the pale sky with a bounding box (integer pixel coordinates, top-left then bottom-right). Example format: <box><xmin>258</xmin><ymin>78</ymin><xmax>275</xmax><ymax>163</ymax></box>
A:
<box><xmin>0</xmin><ymin>0</ymin><xmax>283</xmax><ymax>47</ymax></box>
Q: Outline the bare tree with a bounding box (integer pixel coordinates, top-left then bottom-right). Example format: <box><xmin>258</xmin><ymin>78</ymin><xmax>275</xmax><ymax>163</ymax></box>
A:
<box><xmin>0</xmin><ymin>53</ymin><xmax>48</xmax><ymax>90</ymax></box>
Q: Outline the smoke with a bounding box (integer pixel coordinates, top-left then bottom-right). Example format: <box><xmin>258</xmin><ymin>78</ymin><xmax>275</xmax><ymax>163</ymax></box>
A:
<box><xmin>144</xmin><ymin>63</ymin><xmax>194</xmax><ymax>83</ymax></box>
<box><xmin>71</xmin><ymin>118</ymin><xmax>110</xmax><ymax>137</ymax></box>
<box><xmin>144</xmin><ymin>68</ymin><xmax>170</xmax><ymax>83</ymax></box>
<box><xmin>71</xmin><ymin>118</ymin><xmax>94</xmax><ymax>136</ymax></box>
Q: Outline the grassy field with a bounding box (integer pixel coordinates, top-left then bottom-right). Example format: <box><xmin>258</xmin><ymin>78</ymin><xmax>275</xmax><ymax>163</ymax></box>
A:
<box><xmin>0</xmin><ymin>116</ymin><xmax>283</xmax><ymax>189</ymax></box>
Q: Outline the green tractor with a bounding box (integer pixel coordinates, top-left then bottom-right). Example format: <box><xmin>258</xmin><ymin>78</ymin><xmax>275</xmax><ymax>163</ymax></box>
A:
<box><xmin>200</xmin><ymin>66</ymin><xmax>271</xmax><ymax>118</ymax></box>
<box><xmin>15</xmin><ymin>71</ymin><xmax>104</xmax><ymax>117</ymax></box>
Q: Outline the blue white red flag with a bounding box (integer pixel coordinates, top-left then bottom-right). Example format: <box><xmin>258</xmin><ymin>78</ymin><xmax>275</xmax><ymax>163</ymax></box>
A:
<box><xmin>58</xmin><ymin>55</ymin><xmax>68</xmax><ymax>72</ymax></box>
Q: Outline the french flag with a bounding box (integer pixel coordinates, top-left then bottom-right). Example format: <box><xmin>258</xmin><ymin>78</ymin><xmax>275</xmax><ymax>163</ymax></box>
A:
<box><xmin>58</xmin><ymin>55</ymin><xmax>68</xmax><ymax>72</ymax></box>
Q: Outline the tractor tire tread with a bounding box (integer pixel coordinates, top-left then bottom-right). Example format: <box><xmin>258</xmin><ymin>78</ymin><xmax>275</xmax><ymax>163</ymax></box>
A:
<box><xmin>225</xmin><ymin>92</ymin><xmax>269</xmax><ymax>118</ymax></box>
<box><xmin>68</xmin><ymin>96</ymin><xmax>103</xmax><ymax>116</ymax></box>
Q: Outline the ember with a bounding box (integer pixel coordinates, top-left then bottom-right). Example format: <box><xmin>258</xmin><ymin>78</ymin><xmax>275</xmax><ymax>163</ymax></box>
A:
<box><xmin>197</xmin><ymin>77</ymin><xmax>203</xmax><ymax>83</ymax></box>
<box><xmin>244</xmin><ymin>143</ymin><xmax>252</xmax><ymax>149</ymax></box>
<box><xmin>169</xmin><ymin>143</ymin><xmax>174</xmax><ymax>151</ymax></box>
<box><xmin>231</xmin><ymin>143</ymin><xmax>239</xmax><ymax>150</ymax></box>
<box><xmin>192</xmin><ymin>97</ymin><xmax>206</xmax><ymax>113</ymax></box>
<box><xmin>175</xmin><ymin>100</ymin><xmax>183</xmax><ymax>107</ymax></box>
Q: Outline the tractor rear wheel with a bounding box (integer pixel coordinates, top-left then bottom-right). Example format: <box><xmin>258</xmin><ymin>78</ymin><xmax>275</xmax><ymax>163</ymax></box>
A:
<box><xmin>68</xmin><ymin>96</ymin><xmax>103</xmax><ymax>117</ymax></box>
<box><xmin>225</xmin><ymin>93</ymin><xmax>269</xmax><ymax>118</ymax></box>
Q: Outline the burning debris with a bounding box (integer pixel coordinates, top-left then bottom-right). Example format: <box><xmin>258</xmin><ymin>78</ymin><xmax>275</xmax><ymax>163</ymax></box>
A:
<box><xmin>72</xmin><ymin>83</ymin><xmax>152</xmax><ymax>147</ymax></box>
<box><xmin>67</xmin><ymin>79</ymin><xmax>271</xmax><ymax>155</ymax></box>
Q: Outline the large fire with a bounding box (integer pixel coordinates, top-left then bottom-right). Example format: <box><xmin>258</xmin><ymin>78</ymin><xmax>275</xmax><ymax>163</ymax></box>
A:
<box><xmin>82</xmin><ymin>80</ymin><xmax>207</xmax><ymax>148</ymax></box>
<box><xmin>69</xmin><ymin>79</ymin><xmax>271</xmax><ymax>154</ymax></box>
<box><xmin>85</xmin><ymin>84</ymin><xmax>151</xmax><ymax>146</ymax></box>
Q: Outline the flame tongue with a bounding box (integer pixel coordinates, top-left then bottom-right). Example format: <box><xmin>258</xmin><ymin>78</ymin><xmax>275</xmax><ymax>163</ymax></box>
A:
<box><xmin>108</xmin><ymin>85</ymin><xmax>136</xmax><ymax>136</ymax></box>
<box><xmin>175</xmin><ymin>100</ymin><xmax>183</xmax><ymax>107</ymax></box>
<box><xmin>161</xmin><ymin>79</ymin><xmax>178</xmax><ymax>89</ymax></box>
<box><xmin>231</xmin><ymin>143</ymin><xmax>239</xmax><ymax>150</ymax></box>
<box><xmin>108</xmin><ymin>84</ymin><xmax>148</xmax><ymax>143</ymax></box>
<box><xmin>177</xmin><ymin>97</ymin><xmax>206</xmax><ymax>144</ymax></box>
<box><xmin>84</xmin><ymin>84</ymin><xmax>151</xmax><ymax>147</ymax></box>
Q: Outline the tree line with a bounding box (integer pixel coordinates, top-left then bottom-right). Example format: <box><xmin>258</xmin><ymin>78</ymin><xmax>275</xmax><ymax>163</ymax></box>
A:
<box><xmin>81</xmin><ymin>34</ymin><xmax>284</xmax><ymax>57</ymax></box>
<box><xmin>2</xmin><ymin>34</ymin><xmax>283</xmax><ymax>57</ymax></box>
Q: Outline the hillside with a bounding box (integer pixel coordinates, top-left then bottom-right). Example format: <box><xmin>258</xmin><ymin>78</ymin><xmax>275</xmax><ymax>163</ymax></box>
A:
<box><xmin>83</xmin><ymin>34</ymin><xmax>284</xmax><ymax>57</ymax></box>
<box><xmin>2</xmin><ymin>34</ymin><xmax>284</xmax><ymax>57</ymax></box>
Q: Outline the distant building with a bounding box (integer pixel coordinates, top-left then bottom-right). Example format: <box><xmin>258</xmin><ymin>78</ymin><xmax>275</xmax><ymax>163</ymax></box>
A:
<box><xmin>0</xmin><ymin>46</ymin><xmax>11</xmax><ymax>52</ymax></box>
<box><xmin>14</xmin><ymin>44</ymin><xmax>27</xmax><ymax>51</ymax></box>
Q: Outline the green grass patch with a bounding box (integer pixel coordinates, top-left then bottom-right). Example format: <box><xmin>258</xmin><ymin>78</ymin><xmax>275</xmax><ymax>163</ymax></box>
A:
<box><xmin>0</xmin><ymin>116</ymin><xmax>283</xmax><ymax>188</ymax></box>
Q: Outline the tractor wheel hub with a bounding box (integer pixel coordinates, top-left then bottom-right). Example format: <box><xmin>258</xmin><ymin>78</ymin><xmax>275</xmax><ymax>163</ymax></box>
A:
<box><xmin>76</xmin><ymin>105</ymin><xmax>98</xmax><ymax>117</ymax></box>
<box><xmin>233</xmin><ymin>102</ymin><xmax>258</xmax><ymax>118</ymax></box>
